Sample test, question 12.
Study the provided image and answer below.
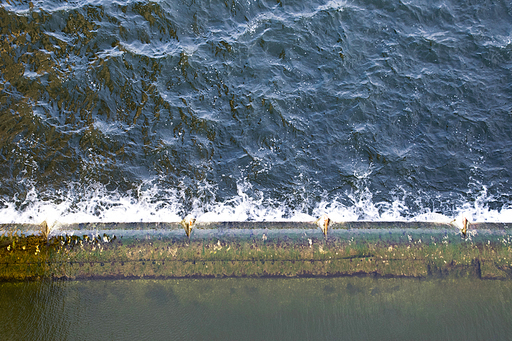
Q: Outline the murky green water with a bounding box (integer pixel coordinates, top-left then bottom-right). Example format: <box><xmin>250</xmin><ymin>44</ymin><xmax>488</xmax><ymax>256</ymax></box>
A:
<box><xmin>1</xmin><ymin>277</ymin><xmax>511</xmax><ymax>340</ymax></box>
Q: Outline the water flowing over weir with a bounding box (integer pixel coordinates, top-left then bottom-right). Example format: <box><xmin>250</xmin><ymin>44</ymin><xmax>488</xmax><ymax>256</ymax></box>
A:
<box><xmin>3</xmin><ymin>1</ymin><xmax>512</xmax><ymax>338</ymax></box>
<box><xmin>1</xmin><ymin>0</ymin><xmax>512</xmax><ymax>281</ymax></box>
<box><xmin>2</xmin><ymin>219</ymin><xmax>512</xmax><ymax>280</ymax></box>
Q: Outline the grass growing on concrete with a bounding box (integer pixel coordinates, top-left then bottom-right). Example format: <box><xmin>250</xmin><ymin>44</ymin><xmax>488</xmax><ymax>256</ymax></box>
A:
<box><xmin>1</xmin><ymin>231</ymin><xmax>512</xmax><ymax>281</ymax></box>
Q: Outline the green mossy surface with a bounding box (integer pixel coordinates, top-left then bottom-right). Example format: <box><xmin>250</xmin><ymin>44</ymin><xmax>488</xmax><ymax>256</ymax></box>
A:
<box><xmin>1</xmin><ymin>231</ymin><xmax>512</xmax><ymax>281</ymax></box>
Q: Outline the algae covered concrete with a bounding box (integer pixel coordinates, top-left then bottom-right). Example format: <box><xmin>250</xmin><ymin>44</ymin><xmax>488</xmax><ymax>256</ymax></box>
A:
<box><xmin>2</xmin><ymin>223</ymin><xmax>512</xmax><ymax>281</ymax></box>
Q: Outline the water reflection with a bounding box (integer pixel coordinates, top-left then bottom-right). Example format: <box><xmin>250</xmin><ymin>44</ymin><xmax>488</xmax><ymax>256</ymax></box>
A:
<box><xmin>1</xmin><ymin>277</ymin><xmax>511</xmax><ymax>340</ymax></box>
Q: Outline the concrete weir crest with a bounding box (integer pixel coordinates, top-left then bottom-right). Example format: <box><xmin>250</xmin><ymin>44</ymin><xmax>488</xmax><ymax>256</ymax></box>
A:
<box><xmin>1</xmin><ymin>217</ymin><xmax>512</xmax><ymax>281</ymax></box>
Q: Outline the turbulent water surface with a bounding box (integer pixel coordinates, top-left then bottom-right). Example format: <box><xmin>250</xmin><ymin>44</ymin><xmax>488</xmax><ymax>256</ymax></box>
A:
<box><xmin>1</xmin><ymin>0</ymin><xmax>511</xmax><ymax>223</ymax></box>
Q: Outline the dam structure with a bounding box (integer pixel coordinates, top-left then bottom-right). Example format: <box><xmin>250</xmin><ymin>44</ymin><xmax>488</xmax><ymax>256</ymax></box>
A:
<box><xmin>2</xmin><ymin>219</ymin><xmax>512</xmax><ymax>281</ymax></box>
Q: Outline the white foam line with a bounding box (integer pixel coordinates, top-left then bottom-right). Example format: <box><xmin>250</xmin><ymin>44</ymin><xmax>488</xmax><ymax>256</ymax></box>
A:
<box><xmin>1</xmin><ymin>181</ymin><xmax>511</xmax><ymax>224</ymax></box>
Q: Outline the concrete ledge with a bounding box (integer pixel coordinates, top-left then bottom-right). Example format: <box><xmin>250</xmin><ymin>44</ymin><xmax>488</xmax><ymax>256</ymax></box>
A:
<box><xmin>1</xmin><ymin>223</ymin><xmax>512</xmax><ymax>281</ymax></box>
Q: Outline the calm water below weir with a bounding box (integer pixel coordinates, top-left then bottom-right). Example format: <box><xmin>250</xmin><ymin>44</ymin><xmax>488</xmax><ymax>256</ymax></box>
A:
<box><xmin>1</xmin><ymin>277</ymin><xmax>512</xmax><ymax>340</ymax></box>
<box><xmin>1</xmin><ymin>0</ymin><xmax>512</xmax><ymax>223</ymax></box>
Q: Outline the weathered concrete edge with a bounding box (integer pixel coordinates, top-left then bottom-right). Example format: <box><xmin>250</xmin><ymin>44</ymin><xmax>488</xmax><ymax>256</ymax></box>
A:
<box><xmin>2</xmin><ymin>228</ymin><xmax>512</xmax><ymax>281</ymax></box>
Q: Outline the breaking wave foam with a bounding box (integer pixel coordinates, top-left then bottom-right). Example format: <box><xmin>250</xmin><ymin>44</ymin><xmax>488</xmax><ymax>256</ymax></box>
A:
<box><xmin>1</xmin><ymin>180</ymin><xmax>511</xmax><ymax>225</ymax></box>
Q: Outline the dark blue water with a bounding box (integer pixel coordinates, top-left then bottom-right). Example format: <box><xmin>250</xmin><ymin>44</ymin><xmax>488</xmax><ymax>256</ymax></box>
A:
<box><xmin>1</xmin><ymin>0</ymin><xmax>511</xmax><ymax>223</ymax></box>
